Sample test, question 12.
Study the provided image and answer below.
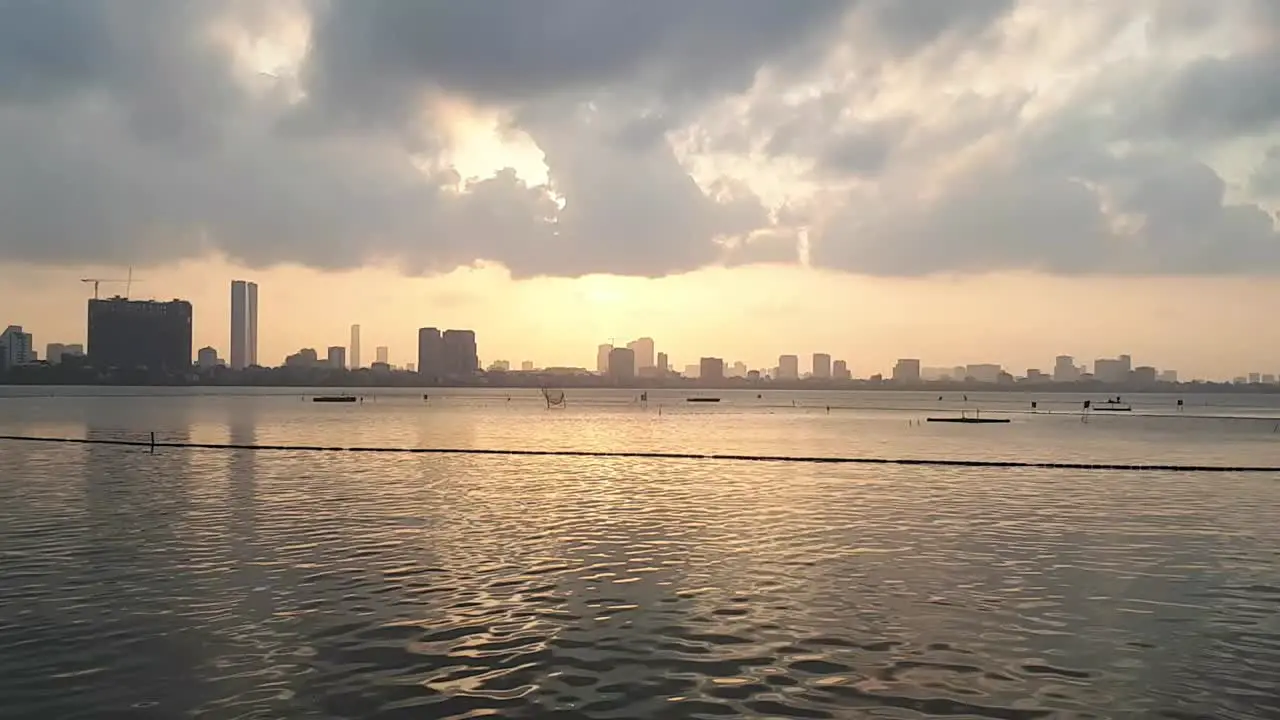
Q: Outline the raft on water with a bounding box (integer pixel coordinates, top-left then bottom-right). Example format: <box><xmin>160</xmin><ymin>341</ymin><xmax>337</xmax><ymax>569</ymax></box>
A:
<box><xmin>686</xmin><ymin>397</ymin><xmax>721</xmax><ymax>403</ymax></box>
<box><xmin>927</xmin><ymin>416</ymin><xmax>1010</xmax><ymax>424</ymax></box>
<box><xmin>312</xmin><ymin>395</ymin><xmax>357</xmax><ymax>403</ymax></box>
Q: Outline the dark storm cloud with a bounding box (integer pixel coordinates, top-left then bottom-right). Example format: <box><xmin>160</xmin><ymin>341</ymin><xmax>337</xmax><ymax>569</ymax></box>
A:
<box><xmin>301</xmin><ymin>0</ymin><xmax>856</xmax><ymax>119</ymax></box>
<box><xmin>0</xmin><ymin>0</ymin><xmax>1275</xmax><ymax>279</ymax></box>
<box><xmin>1155</xmin><ymin>52</ymin><xmax>1280</xmax><ymax>140</ymax></box>
<box><xmin>810</xmin><ymin>114</ymin><xmax>1280</xmax><ymax>276</ymax></box>
<box><xmin>859</xmin><ymin>0</ymin><xmax>1016</xmax><ymax>54</ymax></box>
<box><xmin>1144</xmin><ymin>0</ymin><xmax>1280</xmax><ymax>140</ymax></box>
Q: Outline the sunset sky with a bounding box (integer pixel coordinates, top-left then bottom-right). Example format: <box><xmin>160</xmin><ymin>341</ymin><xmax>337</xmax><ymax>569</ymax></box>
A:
<box><xmin>2</xmin><ymin>1</ymin><xmax>1279</xmax><ymax>379</ymax></box>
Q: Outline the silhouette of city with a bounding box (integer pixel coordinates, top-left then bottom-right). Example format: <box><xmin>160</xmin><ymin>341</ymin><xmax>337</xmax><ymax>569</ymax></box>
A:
<box><xmin>2</xmin><ymin>281</ymin><xmax>1278</xmax><ymax>391</ymax></box>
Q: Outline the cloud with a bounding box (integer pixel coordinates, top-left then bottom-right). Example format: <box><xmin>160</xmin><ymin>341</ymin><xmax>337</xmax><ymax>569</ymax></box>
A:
<box><xmin>0</xmin><ymin>0</ymin><xmax>1275</xmax><ymax>280</ymax></box>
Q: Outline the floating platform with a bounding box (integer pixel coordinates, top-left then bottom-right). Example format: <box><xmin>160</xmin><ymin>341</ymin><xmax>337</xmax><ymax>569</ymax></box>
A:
<box><xmin>1092</xmin><ymin>406</ymin><xmax>1132</xmax><ymax>412</ymax></box>
<box><xmin>686</xmin><ymin>397</ymin><xmax>722</xmax><ymax>403</ymax></box>
<box><xmin>312</xmin><ymin>396</ymin><xmax>357</xmax><ymax>403</ymax></box>
<box><xmin>927</xmin><ymin>416</ymin><xmax>1010</xmax><ymax>424</ymax></box>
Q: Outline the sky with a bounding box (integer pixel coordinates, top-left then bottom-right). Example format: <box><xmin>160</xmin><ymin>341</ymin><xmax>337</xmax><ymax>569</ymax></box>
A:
<box><xmin>1</xmin><ymin>0</ymin><xmax>1278</xmax><ymax>379</ymax></box>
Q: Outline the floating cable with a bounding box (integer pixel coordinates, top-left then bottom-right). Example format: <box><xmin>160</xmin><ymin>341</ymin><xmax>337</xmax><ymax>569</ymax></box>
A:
<box><xmin>1</xmin><ymin>434</ymin><xmax>1276</xmax><ymax>473</ymax></box>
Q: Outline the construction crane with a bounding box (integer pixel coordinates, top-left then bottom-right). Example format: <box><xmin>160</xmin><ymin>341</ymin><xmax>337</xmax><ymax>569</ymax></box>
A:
<box><xmin>81</xmin><ymin>268</ymin><xmax>140</xmax><ymax>300</ymax></box>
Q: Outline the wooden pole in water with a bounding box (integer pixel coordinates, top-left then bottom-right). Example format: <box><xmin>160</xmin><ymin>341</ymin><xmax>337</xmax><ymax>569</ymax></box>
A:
<box><xmin>150</xmin><ymin>431</ymin><xmax>155</xmax><ymax>454</ymax></box>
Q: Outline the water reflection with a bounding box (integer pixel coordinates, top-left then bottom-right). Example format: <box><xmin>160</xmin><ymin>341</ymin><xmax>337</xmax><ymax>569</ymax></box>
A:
<box><xmin>0</xmin><ymin>393</ymin><xmax>1279</xmax><ymax>718</ymax></box>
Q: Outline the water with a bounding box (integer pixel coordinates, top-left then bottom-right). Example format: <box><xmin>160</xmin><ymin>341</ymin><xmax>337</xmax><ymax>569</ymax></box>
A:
<box><xmin>0</xmin><ymin>388</ymin><xmax>1278</xmax><ymax>718</ymax></box>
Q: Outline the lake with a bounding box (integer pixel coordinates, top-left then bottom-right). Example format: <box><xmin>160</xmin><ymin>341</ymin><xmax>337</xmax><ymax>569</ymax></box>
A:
<box><xmin>1</xmin><ymin>387</ymin><xmax>1278</xmax><ymax>718</ymax></box>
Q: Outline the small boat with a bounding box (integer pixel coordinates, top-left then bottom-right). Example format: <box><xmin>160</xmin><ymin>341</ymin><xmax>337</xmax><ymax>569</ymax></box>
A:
<box><xmin>312</xmin><ymin>395</ymin><xmax>357</xmax><ymax>403</ymax></box>
<box><xmin>1091</xmin><ymin>396</ymin><xmax>1132</xmax><ymax>412</ymax></box>
<box><xmin>927</xmin><ymin>416</ymin><xmax>1010</xmax><ymax>424</ymax></box>
<box><xmin>686</xmin><ymin>397</ymin><xmax>721</xmax><ymax>403</ymax></box>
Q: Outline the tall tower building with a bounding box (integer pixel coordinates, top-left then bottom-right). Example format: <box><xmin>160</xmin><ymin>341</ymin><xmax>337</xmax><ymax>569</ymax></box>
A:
<box><xmin>89</xmin><ymin>298</ymin><xmax>193</xmax><ymax>371</ymax></box>
<box><xmin>812</xmin><ymin>353</ymin><xmax>832</xmax><ymax>379</ymax></box>
<box><xmin>376</xmin><ymin>346</ymin><xmax>389</xmax><ymax>365</ymax></box>
<box><xmin>627</xmin><ymin>337</ymin><xmax>655</xmax><ymax>369</ymax></box>
<box><xmin>417</xmin><ymin>328</ymin><xmax>443</xmax><ymax>379</ymax></box>
<box><xmin>442</xmin><ymin>329</ymin><xmax>478</xmax><ymax>376</ymax></box>
<box><xmin>778</xmin><ymin>355</ymin><xmax>799</xmax><ymax>380</ymax></box>
<box><xmin>229</xmin><ymin>280</ymin><xmax>258</xmax><ymax>370</ymax></box>
<box><xmin>597</xmin><ymin>344</ymin><xmax>613</xmax><ymax>373</ymax></box>
<box><xmin>350</xmin><ymin>324</ymin><xmax>361</xmax><ymax>369</ymax></box>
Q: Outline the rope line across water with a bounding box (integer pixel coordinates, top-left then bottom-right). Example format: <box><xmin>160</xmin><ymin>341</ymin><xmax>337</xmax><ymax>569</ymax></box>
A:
<box><xmin>1</xmin><ymin>434</ymin><xmax>1277</xmax><ymax>473</ymax></box>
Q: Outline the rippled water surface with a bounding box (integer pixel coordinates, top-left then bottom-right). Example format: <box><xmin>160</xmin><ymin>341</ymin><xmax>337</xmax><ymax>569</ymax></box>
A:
<box><xmin>1</xmin><ymin>388</ymin><xmax>1278</xmax><ymax>718</ymax></box>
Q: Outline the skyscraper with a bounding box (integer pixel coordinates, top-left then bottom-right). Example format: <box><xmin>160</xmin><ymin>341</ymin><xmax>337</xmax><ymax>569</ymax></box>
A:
<box><xmin>1</xmin><ymin>326</ymin><xmax>33</xmax><ymax>368</ymax></box>
<box><xmin>597</xmin><ymin>344</ymin><xmax>612</xmax><ymax>373</ymax></box>
<box><xmin>833</xmin><ymin>359</ymin><xmax>851</xmax><ymax>379</ymax></box>
<box><xmin>892</xmin><ymin>358</ymin><xmax>922</xmax><ymax>383</ymax></box>
<box><xmin>327</xmin><ymin>346</ymin><xmax>346</xmax><ymax>369</ymax></box>
<box><xmin>627</xmin><ymin>337</ymin><xmax>655</xmax><ymax>369</ymax></box>
<box><xmin>700</xmin><ymin>357</ymin><xmax>725</xmax><ymax>381</ymax></box>
<box><xmin>376</xmin><ymin>346</ymin><xmax>389</xmax><ymax>365</ymax></box>
<box><xmin>1053</xmin><ymin>355</ymin><xmax>1079</xmax><ymax>382</ymax></box>
<box><xmin>229</xmin><ymin>280</ymin><xmax>258</xmax><ymax>370</ymax></box>
<box><xmin>812</xmin><ymin>353</ymin><xmax>832</xmax><ymax>379</ymax></box>
<box><xmin>657</xmin><ymin>352</ymin><xmax>669</xmax><ymax>373</ymax></box>
<box><xmin>607</xmin><ymin>347</ymin><xmax>636</xmax><ymax>381</ymax></box>
<box><xmin>418</xmin><ymin>328</ymin><xmax>443</xmax><ymax>379</ymax></box>
<box><xmin>350</xmin><ymin>324</ymin><xmax>361</xmax><ymax>369</ymax></box>
<box><xmin>778</xmin><ymin>355</ymin><xmax>799</xmax><ymax>380</ymax></box>
<box><xmin>442</xmin><ymin>330</ymin><xmax>478</xmax><ymax>376</ymax></box>
<box><xmin>88</xmin><ymin>298</ymin><xmax>192</xmax><ymax>371</ymax></box>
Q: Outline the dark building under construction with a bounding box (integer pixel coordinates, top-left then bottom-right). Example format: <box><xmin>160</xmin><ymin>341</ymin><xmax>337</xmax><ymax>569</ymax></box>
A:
<box><xmin>88</xmin><ymin>298</ymin><xmax>193</xmax><ymax>372</ymax></box>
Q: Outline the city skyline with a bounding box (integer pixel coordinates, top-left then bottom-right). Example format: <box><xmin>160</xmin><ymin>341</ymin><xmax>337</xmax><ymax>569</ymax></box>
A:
<box><xmin>0</xmin><ymin>4</ymin><xmax>1278</xmax><ymax>384</ymax></box>
<box><xmin>6</xmin><ymin>273</ymin><xmax>1280</xmax><ymax>382</ymax></box>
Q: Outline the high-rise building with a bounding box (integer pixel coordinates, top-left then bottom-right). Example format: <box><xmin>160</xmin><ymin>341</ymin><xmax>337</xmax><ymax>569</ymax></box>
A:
<box><xmin>730</xmin><ymin>361</ymin><xmax>748</xmax><ymax>378</ymax></box>
<box><xmin>1093</xmin><ymin>357</ymin><xmax>1131</xmax><ymax>384</ymax></box>
<box><xmin>442</xmin><ymin>330</ymin><xmax>478</xmax><ymax>376</ymax></box>
<box><xmin>197</xmin><ymin>346</ymin><xmax>219</xmax><ymax>369</ymax></box>
<box><xmin>350</xmin><ymin>325</ymin><xmax>361</xmax><ymax>369</ymax></box>
<box><xmin>627</xmin><ymin>337</ymin><xmax>655</xmax><ymax>369</ymax></box>
<box><xmin>1</xmin><ymin>326</ymin><xmax>33</xmax><ymax>368</ymax></box>
<box><xmin>657</xmin><ymin>352</ymin><xmax>669</xmax><ymax>373</ymax></box>
<box><xmin>376</xmin><ymin>346</ymin><xmax>389</xmax><ymax>365</ymax></box>
<box><xmin>833</xmin><ymin>359</ymin><xmax>851</xmax><ymax>380</ymax></box>
<box><xmin>607</xmin><ymin>347</ymin><xmax>636</xmax><ymax>381</ymax></box>
<box><xmin>45</xmin><ymin>342</ymin><xmax>84</xmax><ymax>365</ymax></box>
<box><xmin>229</xmin><ymin>280</ymin><xmax>258</xmax><ymax>370</ymax></box>
<box><xmin>1249</xmin><ymin>372</ymin><xmax>1262</xmax><ymax>384</ymax></box>
<box><xmin>521</xmin><ymin>361</ymin><xmax>534</xmax><ymax>372</ymax></box>
<box><xmin>285</xmin><ymin>348</ymin><xmax>319</xmax><ymax>367</ymax></box>
<box><xmin>597</xmin><ymin>344</ymin><xmax>613</xmax><ymax>374</ymax></box>
<box><xmin>964</xmin><ymin>363</ymin><xmax>1002</xmax><ymax>384</ymax></box>
<box><xmin>700</xmin><ymin>357</ymin><xmax>725</xmax><ymax>381</ymax></box>
<box><xmin>684</xmin><ymin>364</ymin><xmax>700</xmax><ymax>378</ymax></box>
<box><xmin>893</xmin><ymin>359</ymin><xmax>922</xmax><ymax>383</ymax></box>
<box><xmin>417</xmin><ymin>327</ymin><xmax>443</xmax><ymax>379</ymax></box>
<box><xmin>1053</xmin><ymin>355</ymin><xmax>1079</xmax><ymax>382</ymax></box>
<box><xmin>777</xmin><ymin>355</ymin><xmax>799</xmax><ymax>380</ymax></box>
<box><xmin>1134</xmin><ymin>366</ymin><xmax>1159</xmax><ymax>385</ymax></box>
<box><xmin>1159</xmin><ymin>369</ymin><xmax>1179</xmax><ymax>383</ymax></box>
<box><xmin>88</xmin><ymin>298</ymin><xmax>192</xmax><ymax>371</ymax></box>
<box><xmin>812</xmin><ymin>353</ymin><xmax>832</xmax><ymax>379</ymax></box>
<box><xmin>327</xmin><ymin>346</ymin><xmax>347</xmax><ymax>369</ymax></box>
